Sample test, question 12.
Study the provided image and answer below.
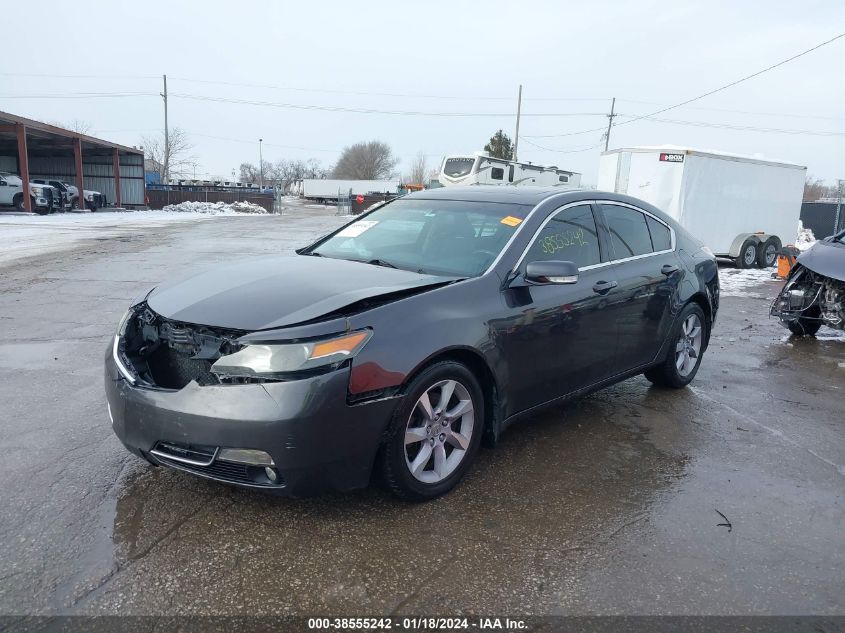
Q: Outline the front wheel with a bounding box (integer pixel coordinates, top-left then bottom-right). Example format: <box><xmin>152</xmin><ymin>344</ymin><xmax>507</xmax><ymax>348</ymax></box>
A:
<box><xmin>380</xmin><ymin>361</ymin><xmax>484</xmax><ymax>501</ymax></box>
<box><xmin>645</xmin><ymin>303</ymin><xmax>707</xmax><ymax>388</ymax></box>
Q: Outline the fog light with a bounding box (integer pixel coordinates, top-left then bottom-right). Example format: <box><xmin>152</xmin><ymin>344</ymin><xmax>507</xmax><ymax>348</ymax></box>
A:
<box><xmin>264</xmin><ymin>466</ymin><xmax>278</xmax><ymax>483</ymax></box>
<box><xmin>218</xmin><ymin>448</ymin><xmax>274</xmax><ymax>466</ymax></box>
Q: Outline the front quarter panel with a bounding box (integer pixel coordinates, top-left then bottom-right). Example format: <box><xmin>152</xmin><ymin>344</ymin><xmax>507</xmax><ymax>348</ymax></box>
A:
<box><xmin>346</xmin><ymin>275</ymin><xmax>504</xmax><ymax>397</ymax></box>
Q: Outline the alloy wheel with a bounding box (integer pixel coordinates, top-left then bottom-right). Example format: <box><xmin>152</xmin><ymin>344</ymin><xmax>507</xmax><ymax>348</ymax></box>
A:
<box><xmin>404</xmin><ymin>379</ymin><xmax>474</xmax><ymax>484</ymax></box>
<box><xmin>675</xmin><ymin>314</ymin><xmax>703</xmax><ymax>377</ymax></box>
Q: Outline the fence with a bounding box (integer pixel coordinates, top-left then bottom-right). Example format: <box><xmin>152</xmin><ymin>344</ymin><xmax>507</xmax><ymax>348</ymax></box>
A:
<box><xmin>146</xmin><ymin>186</ymin><xmax>275</xmax><ymax>212</ymax></box>
<box><xmin>800</xmin><ymin>201</ymin><xmax>843</xmax><ymax>240</ymax></box>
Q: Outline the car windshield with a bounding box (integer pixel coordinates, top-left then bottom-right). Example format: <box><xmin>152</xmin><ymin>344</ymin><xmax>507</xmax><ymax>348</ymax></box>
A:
<box><xmin>306</xmin><ymin>198</ymin><xmax>532</xmax><ymax>277</ymax></box>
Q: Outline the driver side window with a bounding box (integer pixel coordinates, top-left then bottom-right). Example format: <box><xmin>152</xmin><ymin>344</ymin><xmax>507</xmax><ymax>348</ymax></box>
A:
<box><xmin>524</xmin><ymin>204</ymin><xmax>602</xmax><ymax>269</ymax></box>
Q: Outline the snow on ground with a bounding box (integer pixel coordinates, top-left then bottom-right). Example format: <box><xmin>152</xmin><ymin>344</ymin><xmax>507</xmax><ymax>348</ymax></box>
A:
<box><xmin>0</xmin><ymin>208</ymin><xmax>266</xmax><ymax>266</ymax></box>
<box><xmin>160</xmin><ymin>201</ymin><xmax>267</xmax><ymax>214</ymax></box>
<box><xmin>718</xmin><ymin>266</ymin><xmax>782</xmax><ymax>298</ymax></box>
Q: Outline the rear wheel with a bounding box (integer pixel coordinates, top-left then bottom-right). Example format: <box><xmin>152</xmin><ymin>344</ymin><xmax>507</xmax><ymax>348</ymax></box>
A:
<box><xmin>757</xmin><ymin>237</ymin><xmax>781</xmax><ymax>268</ymax></box>
<box><xmin>735</xmin><ymin>239</ymin><xmax>758</xmax><ymax>269</ymax></box>
<box><xmin>644</xmin><ymin>303</ymin><xmax>707</xmax><ymax>388</ymax></box>
<box><xmin>13</xmin><ymin>193</ymin><xmax>24</xmax><ymax>212</ymax></box>
<box><xmin>380</xmin><ymin>361</ymin><xmax>483</xmax><ymax>501</ymax></box>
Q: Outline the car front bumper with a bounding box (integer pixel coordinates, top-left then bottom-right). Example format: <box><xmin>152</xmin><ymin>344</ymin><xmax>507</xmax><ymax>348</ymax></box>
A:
<box><xmin>104</xmin><ymin>349</ymin><xmax>400</xmax><ymax>496</ymax></box>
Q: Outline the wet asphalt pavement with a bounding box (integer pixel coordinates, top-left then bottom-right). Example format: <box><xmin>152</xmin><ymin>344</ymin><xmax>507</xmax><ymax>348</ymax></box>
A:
<box><xmin>0</xmin><ymin>207</ymin><xmax>842</xmax><ymax>617</ymax></box>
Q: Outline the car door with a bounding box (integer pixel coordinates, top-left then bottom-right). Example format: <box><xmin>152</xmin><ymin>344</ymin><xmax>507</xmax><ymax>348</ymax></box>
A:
<box><xmin>598</xmin><ymin>202</ymin><xmax>679</xmax><ymax>372</ymax></box>
<box><xmin>495</xmin><ymin>203</ymin><xmax>621</xmax><ymax>414</ymax></box>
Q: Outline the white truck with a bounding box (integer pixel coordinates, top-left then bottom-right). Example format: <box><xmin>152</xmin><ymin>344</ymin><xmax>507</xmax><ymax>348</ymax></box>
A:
<box><xmin>598</xmin><ymin>146</ymin><xmax>806</xmax><ymax>268</ymax></box>
<box><xmin>0</xmin><ymin>171</ymin><xmax>59</xmax><ymax>214</ymax></box>
<box><xmin>301</xmin><ymin>179</ymin><xmax>400</xmax><ymax>203</ymax></box>
<box><xmin>439</xmin><ymin>151</ymin><xmax>582</xmax><ymax>188</ymax></box>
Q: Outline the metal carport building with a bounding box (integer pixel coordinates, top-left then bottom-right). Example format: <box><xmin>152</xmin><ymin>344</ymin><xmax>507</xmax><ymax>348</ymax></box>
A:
<box><xmin>0</xmin><ymin>110</ymin><xmax>145</xmax><ymax>212</ymax></box>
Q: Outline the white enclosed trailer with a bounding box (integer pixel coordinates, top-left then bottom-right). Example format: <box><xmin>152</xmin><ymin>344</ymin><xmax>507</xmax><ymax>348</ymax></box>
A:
<box><xmin>302</xmin><ymin>179</ymin><xmax>400</xmax><ymax>202</ymax></box>
<box><xmin>598</xmin><ymin>146</ymin><xmax>806</xmax><ymax>268</ymax></box>
<box><xmin>439</xmin><ymin>152</ymin><xmax>581</xmax><ymax>188</ymax></box>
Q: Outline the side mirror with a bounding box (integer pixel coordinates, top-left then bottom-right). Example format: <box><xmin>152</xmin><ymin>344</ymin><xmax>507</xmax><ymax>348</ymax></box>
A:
<box><xmin>525</xmin><ymin>260</ymin><xmax>579</xmax><ymax>284</ymax></box>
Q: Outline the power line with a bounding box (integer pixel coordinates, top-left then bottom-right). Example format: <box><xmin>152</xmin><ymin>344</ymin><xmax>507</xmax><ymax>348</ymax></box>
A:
<box><xmin>615</xmin><ymin>99</ymin><xmax>845</xmax><ymax>122</ymax></box>
<box><xmin>0</xmin><ymin>92</ymin><xmax>158</xmax><ymax>99</ymax></box>
<box><xmin>525</xmin><ymin>32</ymin><xmax>845</xmax><ymax>139</ymax></box>
<box><xmin>170</xmin><ymin>93</ymin><xmax>608</xmax><ymax>117</ymax></box>
<box><xmin>0</xmin><ymin>72</ymin><xmax>159</xmax><ymax>80</ymax></box>
<box><xmin>614</xmin><ymin>32</ymin><xmax>845</xmax><ymax>130</ymax></box>
<box><xmin>615</xmin><ymin>114</ymin><xmax>845</xmax><ymax>136</ymax></box>
<box><xmin>520</xmin><ymin>137</ymin><xmax>604</xmax><ymax>153</ymax></box>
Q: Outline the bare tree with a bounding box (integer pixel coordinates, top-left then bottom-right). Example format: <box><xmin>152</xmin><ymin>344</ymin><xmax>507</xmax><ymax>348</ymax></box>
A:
<box><xmin>332</xmin><ymin>141</ymin><xmax>398</xmax><ymax>180</ymax></box>
<box><xmin>239</xmin><ymin>162</ymin><xmax>261</xmax><ymax>183</ymax></box>
<box><xmin>48</xmin><ymin>119</ymin><xmax>93</xmax><ymax>135</ymax></box>
<box><xmin>141</xmin><ymin>127</ymin><xmax>195</xmax><ymax>182</ymax></box>
<box><xmin>240</xmin><ymin>158</ymin><xmax>328</xmax><ymax>189</ymax></box>
<box><xmin>804</xmin><ymin>176</ymin><xmax>829</xmax><ymax>202</ymax></box>
<box><xmin>404</xmin><ymin>152</ymin><xmax>428</xmax><ymax>184</ymax></box>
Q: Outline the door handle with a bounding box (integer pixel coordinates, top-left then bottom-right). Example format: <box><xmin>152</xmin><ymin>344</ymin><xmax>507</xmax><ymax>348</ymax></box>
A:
<box><xmin>592</xmin><ymin>280</ymin><xmax>618</xmax><ymax>295</ymax></box>
<box><xmin>661</xmin><ymin>264</ymin><xmax>680</xmax><ymax>276</ymax></box>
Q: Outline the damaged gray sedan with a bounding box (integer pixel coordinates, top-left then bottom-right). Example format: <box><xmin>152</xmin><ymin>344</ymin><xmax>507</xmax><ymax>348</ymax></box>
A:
<box><xmin>771</xmin><ymin>229</ymin><xmax>845</xmax><ymax>335</ymax></box>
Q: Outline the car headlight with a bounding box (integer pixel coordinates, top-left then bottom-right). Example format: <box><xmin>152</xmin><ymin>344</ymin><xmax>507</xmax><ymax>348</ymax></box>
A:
<box><xmin>211</xmin><ymin>330</ymin><xmax>372</xmax><ymax>378</ymax></box>
<box><xmin>113</xmin><ymin>308</ymin><xmax>137</xmax><ymax>383</ymax></box>
<box><xmin>86</xmin><ymin>194</ymin><xmax>94</xmax><ymax>201</ymax></box>
<box><xmin>30</xmin><ymin>186</ymin><xmax>43</xmax><ymax>196</ymax></box>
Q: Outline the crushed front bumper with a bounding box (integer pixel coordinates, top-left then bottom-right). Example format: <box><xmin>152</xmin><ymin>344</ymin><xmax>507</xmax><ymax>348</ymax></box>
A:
<box><xmin>104</xmin><ymin>348</ymin><xmax>400</xmax><ymax>496</ymax></box>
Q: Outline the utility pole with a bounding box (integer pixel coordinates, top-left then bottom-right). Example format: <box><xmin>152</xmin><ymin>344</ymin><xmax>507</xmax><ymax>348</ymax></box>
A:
<box><xmin>513</xmin><ymin>84</ymin><xmax>522</xmax><ymax>163</ymax></box>
<box><xmin>259</xmin><ymin>138</ymin><xmax>264</xmax><ymax>188</ymax></box>
<box><xmin>161</xmin><ymin>74</ymin><xmax>169</xmax><ymax>183</ymax></box>
<box><xmin>604</xmin><ymin>97</ymin><xmax>616</xmax><ymax>152</ymax></box>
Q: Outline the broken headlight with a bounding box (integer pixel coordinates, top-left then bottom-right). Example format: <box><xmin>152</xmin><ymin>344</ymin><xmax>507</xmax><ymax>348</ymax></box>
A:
<box><xmin>210</xmin><ymin>330</ymin><xmax>372</xmax><ymax>379</ymax></box>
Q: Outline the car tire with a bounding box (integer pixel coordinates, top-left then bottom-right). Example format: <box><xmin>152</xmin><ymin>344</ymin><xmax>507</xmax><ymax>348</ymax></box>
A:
<box><xmin>757</xmin><ymin>237</ymin><xmax>781</xmax><ymax>268</ymax></box>
<box><xmin>787</xmin><ymin>305</ymin><xmax>822</xmax><ymax>336</ymax></box>
<box><xmin>734</xmin><ymin>239</ymin><xmax>758</xmax><ymax>269</ymax></box>
<box><xmin>379</xmin><ymin>361</ymin><xmax>484</xmax><ymax>501</ymax></box>
<box><xmin>13</xmin><ymin>193</ymin><xmax>24</xmax><ymax>212</ymax></box>
<box><xmin>644</xmin><ymin>302</ymin><xmax>708</xmax><ymax>389</ymax></box>
<box><xmin>71</xmin><ymin>199</ymin><xmax>79</xmax><ymax>210</ymax></box>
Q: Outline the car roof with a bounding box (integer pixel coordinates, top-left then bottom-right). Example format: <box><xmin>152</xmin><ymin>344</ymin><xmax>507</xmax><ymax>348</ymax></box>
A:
<box><xmin>401</xmin><ymin>186</ymin><xmax>680</xmax><ymax>230</ymax></box>
<box><xmin>403</xmin><ymin>185</ymin><xmax>589</xmax><ymax>205</ymax></box>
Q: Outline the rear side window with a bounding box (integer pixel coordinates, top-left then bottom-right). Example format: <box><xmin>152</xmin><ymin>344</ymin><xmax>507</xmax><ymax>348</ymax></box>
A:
<box><xmin>524</xmin><ymin>204</ymin><xmax>601</xmax><ymax>269</ymax></box>
<box><xmin>602</xmin><ymin>204</ymin><xmax>653</xmax><ymax>259</ymax></box>
<box><xmin>490</xmin><ymin>167</ymin><xmax>504</xmax><ymax>181</ymax></box>
<box><xmin>646</xmin><ymin>216</ymin><xmax>671</xmax><ymax>251</ymax></box>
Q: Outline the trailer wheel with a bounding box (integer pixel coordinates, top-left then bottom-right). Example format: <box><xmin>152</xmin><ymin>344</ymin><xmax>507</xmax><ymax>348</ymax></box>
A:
<box><xmin>756</xmin><ymin>237</ymin><xmax>781</xmax><ymax>268</ymax></box>
<box><xmin>735</xmin><ymin>239</ymin><xmax>758</xmax><ymax>268</ymax></box>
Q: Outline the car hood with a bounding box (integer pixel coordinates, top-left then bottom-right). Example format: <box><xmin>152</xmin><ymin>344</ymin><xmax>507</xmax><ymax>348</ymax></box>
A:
<box><xmin>146</xmin><ymin>255</ymin><xmax>458</xmax><ymax>331</ymax></box>
<box><xmin>797</xmin><ymin>239</ymin><xmax>845</xmax><ymax>282</ymax></box>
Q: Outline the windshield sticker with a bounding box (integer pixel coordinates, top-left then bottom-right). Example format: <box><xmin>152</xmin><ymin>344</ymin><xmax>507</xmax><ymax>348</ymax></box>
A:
<box><xmin>337</xmin><ymin>220</ymin><xmax>379</xmax><ymax>238</ymax></box>
<box><xmin>500</xmin><ymin>216</ymin><xmax>523</xmax><ymax>227</ymax></box>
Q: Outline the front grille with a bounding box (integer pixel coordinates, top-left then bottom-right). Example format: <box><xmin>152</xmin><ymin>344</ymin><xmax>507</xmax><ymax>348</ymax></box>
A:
<box><xmin>147</xmin><ymin>344</ymin><xmax>218</xmax><ymax>388</ymax></box>
<box><xmin>150</xmin><ymin>441</ymin><xmax>284</xmax><ymax>488</ymax></box>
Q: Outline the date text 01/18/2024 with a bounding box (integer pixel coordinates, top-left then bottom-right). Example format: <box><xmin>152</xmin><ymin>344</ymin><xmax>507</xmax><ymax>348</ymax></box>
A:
<box><xmin>306</xmin><ymin>617</ymin><xmax>528</xmax><ymax>630</ymax></box>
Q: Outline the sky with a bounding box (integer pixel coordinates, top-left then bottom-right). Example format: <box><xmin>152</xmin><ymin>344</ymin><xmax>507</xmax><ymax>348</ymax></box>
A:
<box><xmin>2</xmin><ymin>0</ymin><xmax>843</xmax><ymax>186</ymax></box>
